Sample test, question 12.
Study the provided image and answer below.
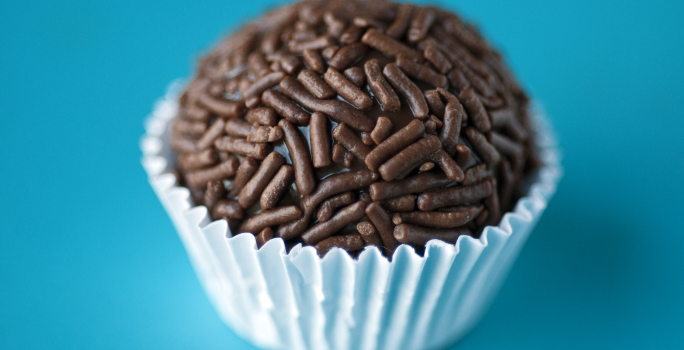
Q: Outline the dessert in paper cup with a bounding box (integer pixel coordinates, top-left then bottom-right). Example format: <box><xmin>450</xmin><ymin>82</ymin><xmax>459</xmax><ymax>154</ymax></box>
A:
<box><xmin>141</xmin><ymin>1</ymin><xmax>562</xmax><ymax>349</ymax></box>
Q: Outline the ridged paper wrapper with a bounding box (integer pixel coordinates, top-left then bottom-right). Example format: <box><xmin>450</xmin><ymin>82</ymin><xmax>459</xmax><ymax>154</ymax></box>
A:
<box><xmin>141</xmin><ymin>81</ymin><xmax>562</xmax><ymax>350</ymax></box>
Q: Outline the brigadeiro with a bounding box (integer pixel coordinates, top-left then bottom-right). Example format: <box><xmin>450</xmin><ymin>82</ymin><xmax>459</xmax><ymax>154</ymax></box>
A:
<box><xmin>170</xmin><ymin>0</ymin><xmax>537</xmax><ymax>258</ymax></box>
<box><xmin>144</xmin><ymin>0</ymin><xmax>563</xmax><ymax>348</ymax></box>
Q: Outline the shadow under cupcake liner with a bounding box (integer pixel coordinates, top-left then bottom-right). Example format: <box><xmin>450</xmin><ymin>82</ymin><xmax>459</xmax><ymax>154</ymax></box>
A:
<box><xmin>141</xmin><ymin>81</ymin><xmax>562</xmax><ymax>350</ymax></box>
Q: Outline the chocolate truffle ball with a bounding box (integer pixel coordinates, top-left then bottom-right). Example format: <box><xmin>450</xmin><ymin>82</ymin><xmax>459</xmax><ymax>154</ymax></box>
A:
<box><xmin>171</xmin><ymin>0</ymin><xmax>536</xmax><ymax>257</ymax></box>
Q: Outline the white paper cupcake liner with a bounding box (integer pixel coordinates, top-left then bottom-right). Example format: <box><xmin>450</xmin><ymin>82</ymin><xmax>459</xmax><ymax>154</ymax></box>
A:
<box><xmin>141</xmin><ymin>81</ymin><xmax>562</xmax><ymax>350</ymax></box>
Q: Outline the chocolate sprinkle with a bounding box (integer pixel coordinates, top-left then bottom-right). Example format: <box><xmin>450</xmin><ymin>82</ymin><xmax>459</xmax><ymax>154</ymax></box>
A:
<box><xmin>171</xmin><ymin>0</ymin><xmax>536</xmax><ymax>257</ymax></box>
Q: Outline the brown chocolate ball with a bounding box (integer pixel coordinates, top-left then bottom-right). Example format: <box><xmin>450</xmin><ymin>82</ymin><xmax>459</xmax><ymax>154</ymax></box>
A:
<box><xmin>171</xmin><ymin>0</ymin><xmax>536</xmax><ymax>257</ymax></box>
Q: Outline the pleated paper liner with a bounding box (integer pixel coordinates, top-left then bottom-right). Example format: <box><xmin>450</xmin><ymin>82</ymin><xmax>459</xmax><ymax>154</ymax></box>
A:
<box><xmin>141</xmin><ymin>81</ymin><xmax>562</xmax><ymax>350</ymax></box>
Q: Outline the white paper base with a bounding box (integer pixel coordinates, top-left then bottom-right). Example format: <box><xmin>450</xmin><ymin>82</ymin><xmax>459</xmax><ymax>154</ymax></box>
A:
<box><xmin>141</xmin><ymin>81</ymin><xmax>562</xmax><ymax>350</ymax></box>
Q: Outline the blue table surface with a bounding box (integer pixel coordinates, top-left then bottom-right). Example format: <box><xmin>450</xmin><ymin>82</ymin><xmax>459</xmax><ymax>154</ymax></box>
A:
<box><xmin>1</xmin><ymin>0</ymin><xmax>683</xmax><ymax>349</ymax></box>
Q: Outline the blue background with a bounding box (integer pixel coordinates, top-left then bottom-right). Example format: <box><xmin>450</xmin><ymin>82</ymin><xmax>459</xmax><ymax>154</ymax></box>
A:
<box><xmin>1</xmin><ymin>0</ymin><xmax>683</xmax><ymax>348</ymax></box>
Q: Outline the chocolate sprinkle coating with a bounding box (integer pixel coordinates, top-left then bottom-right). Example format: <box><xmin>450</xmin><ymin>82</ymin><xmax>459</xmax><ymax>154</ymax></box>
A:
<box><xmin>171</xmin><ymin>0</ymin><xmax>536</xmax><ymax>257</ymax></box>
